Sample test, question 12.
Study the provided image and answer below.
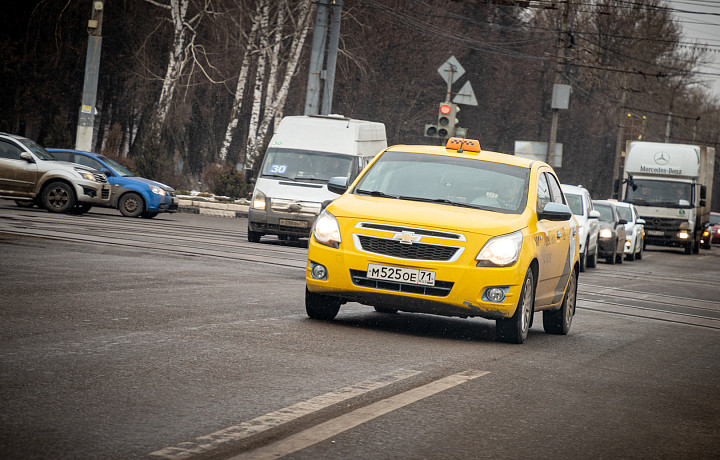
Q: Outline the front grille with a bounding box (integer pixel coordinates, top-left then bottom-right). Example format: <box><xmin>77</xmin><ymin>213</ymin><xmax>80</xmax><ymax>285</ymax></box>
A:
<box><xmin>357</xmin><ymin>235</ymin><xmax>459</xmax><ymax>261</ymax></box>
<box><xmin>358</xmin><ymin>223</ymin><xmax>463</xmax><ymax>240</ymax></box>
<box><xmin>168</xmin><ymin>190</ymin><xmax>177</xmax><ymax>197</ymax></box>
<box><xmin>94</xmin><ymin>173</ymin><xmax>108</xmax><ymax>183</ymax></box>
<box><xmin>644</xmin><ymin>217</ymin><xmax>685</xmax><ymax>231</ymax></box>
<box><xmin>350</xmin><ymin>269</ymin><xmax>453</xmax><ymax>297</ymax></box>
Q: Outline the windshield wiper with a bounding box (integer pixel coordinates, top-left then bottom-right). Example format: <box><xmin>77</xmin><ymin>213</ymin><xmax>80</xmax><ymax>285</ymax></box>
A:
<box><xmin>262</xmin><ymin>174</ymin><xmax>294</xmax><ymax>181</ymax></box>
<box><xmin>400</xmin><ymin>196</ymin><xmax>478</xmax><ymax>209</ymax></box>
<box><xmin>356</xmin><ymin>189</ymin><xmax>398</xmax><ymax>199</ymax></box>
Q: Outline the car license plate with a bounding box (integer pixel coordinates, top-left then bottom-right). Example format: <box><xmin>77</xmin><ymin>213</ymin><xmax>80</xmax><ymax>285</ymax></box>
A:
<box><xmin>646</xmin><ymin>230</ymin><xmax>664</xmax><ymax>236</ymax></box>
<box><xmin>366</xmin><ymin>263</ymin><xmax>436</xmax><ymax>286</ymax></box>
<box><xmin>280</xmin><ymin>219</ymin><xmax>308</xmax><ymax>228</ymax></box>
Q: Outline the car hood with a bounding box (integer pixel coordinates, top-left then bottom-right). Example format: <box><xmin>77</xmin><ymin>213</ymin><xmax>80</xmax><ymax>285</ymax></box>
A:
<box><xmin>328</xmin><ymin>194</ymin><xmax>529</xmax><ymax>237</ymax></box>
<box><xmin>597</xmin><ymin>221</ymin><xmax>616</xmax><ymax>231</ymax></box>
<box><xmin>129</xmin><ymin>177</ymin><xmax>173</xmax><ymax>191</ymax></box>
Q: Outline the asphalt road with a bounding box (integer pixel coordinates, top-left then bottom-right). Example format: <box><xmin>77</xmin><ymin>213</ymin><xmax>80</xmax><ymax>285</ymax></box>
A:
<box><xmin>1</xmin><ymin>202</ymin><xmax>719</xmax><ymax>459</ymax></box>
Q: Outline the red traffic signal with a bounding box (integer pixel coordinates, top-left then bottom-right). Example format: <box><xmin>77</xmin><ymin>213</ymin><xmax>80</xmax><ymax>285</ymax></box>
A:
<box><xmin>439</xmin><ymin>104</ymin><xmax>452</xmax><ymax>115</ymax></box>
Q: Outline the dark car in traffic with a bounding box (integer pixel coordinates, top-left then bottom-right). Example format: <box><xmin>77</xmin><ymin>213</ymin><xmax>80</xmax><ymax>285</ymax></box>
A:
<box><xmin>592</xmin><ymin>199</ymin><xmax>627</xmax><ymax>264</ymax></box>
<box><xmin>48</xmin><ymin>149</ymin><xmax>178</xmax><ymax>218</ymax></box>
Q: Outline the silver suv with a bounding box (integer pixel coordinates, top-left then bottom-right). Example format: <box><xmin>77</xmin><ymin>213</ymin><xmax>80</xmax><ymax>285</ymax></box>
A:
<box><xmin>0</xmin><ymin>133</ymin><xmax>111</xmax><ymax>213</ymax></box>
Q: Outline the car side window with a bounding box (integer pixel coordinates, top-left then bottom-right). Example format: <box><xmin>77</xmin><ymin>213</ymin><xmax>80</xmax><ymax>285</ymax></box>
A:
<box><xmin>75</xmin><ymin>155</ymin><xmax>103</xmax><ymax>171</ymax></box>
<box><xmin>51</xmin><ymin>151</ymin><xmax>72</xmax><ymax>162</ymax></box>
<box><xmin>537</xmin><ymin>173</ymin><xmax>551</xmax><ymax>212</ymax></box>
<box><xmin>546</xmin><ymin>173</ymin><xmax>565</xmax><ymax>204</ymax></box>
<box><xmin>0</xmin><ymin>140</ymin><xmax>24</xmax><ymax>160</ymax></box>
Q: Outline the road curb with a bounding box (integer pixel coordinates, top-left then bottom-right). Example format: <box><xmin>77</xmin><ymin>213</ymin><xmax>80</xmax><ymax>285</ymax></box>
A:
<box><xmin>178</xmin><ymin>199</ymin><xmax>249</xmax><ymax>219</ymax></box>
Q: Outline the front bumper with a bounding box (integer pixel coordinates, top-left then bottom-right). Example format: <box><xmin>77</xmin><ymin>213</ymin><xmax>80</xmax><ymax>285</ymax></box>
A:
<box><xmin>249</xmin><ymin>207</ymin><xmax>318</xmax><ymax>237</ymax></box>
<box><xmin>147</xmin><ymin>194</ymin><xmax>178</xmax><ymax>213</ymax></box>
<box><xmin>306</xmin><ymin>238</ymin><xmax>527</xmax><ymax>320</ymax></box>
<box><xmin>74</xmin><ymin>180</ymin><xmax>111</xmax><ymax>206</ymax></box>
<box><xmin>643</xmin><ymin>228</ymin><xmax>691</xmax><ymax>247</ymax></box>
<box><xmin>597</xmin><ymin>237</ymin><xmax>616</xmax><ymax>257</ymax></box>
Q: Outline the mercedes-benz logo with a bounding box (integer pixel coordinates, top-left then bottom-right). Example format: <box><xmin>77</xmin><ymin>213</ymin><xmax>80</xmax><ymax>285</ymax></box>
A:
<box><xmin>654</xmin><ymin>151</ymin><xmax>670</xmax><ymax>165</ymax></box>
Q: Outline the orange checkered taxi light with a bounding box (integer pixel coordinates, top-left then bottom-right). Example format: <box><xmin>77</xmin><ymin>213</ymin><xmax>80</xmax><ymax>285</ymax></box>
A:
<box><xmin>446</xmin><ymin>137</ymin><xmax>481</xmax><ymax>153</ymax></box>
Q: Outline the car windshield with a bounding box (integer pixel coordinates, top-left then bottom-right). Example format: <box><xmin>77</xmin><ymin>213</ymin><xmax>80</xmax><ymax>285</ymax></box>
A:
<box><xmin>353</xmin><ymin>151</ymin><xmax>529</xmax><ymax>214</ymax></box>
<box><xmin>17</xmin><ymin>138</ymin><xmax>56</xmax><ymax>161</ymax></box>
<box><xmin>594</xmin><ymin>203</ymin><xmax>614</xmax><ymax>222</ymax></box>
<box><xmin>616</xmin><ymin>205</ymin><xmax>632</xmax><ymax>223</ymax></box>
<box><xmin>710</xmin><ymin>214</ymin><xmax>720</xmax><ymax>225</ymax></box>
<box><xmin>565</xmin><ymin>193</ymin><xmax>584</xmax><ymax>216</ymax></box>
<box><xmin>260</xmin><ymin>148</ymin><xmax>356</xmax><ymax>182</ymax></box>
<box><xmin>97</xmin><ymin>155</ymin><xmax>135</xmax><ymax>177</ymax></box>
<box><xmin>625</xmin><ymin>179</ymin><xmax>692</xmax><ymax>208</ymax></box>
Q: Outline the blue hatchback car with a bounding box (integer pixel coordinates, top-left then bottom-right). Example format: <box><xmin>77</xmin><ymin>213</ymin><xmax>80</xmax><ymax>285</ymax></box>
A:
<box><xmin>48</xmin><ymin>149</ymin><xmax>178</xmax><ymax>218</ymax></box>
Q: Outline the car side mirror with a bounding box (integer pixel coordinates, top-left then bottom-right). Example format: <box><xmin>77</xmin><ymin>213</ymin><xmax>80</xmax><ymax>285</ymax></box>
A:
<box><xmin>20</xmin><ymin>152</ymin><xmax>35</xmax><ymax>163</ymax></box>
<box><xmin>100</xmin><ymin>167</ymin><xmax>114</xmax><ymax>177</ymax></box>
<box><xmin>636</xmin><ymin>218</ymin><xmax>645</xmax><ymax>225</ymax></box>
<box><xmin>588</xmin><ymin>209</ymin><xmax>600</xmax><ymax>219</ymax></box>
<box><xmin>538</xmin><ymin>202</ymin><xmax>572</xmax><ymax>221</ymax></box>
<box><xmin>617</xmin><ymin>219</ymin><xmax>627</xmax><ymax>226</ymax></box>
<box><xmin>699</xmin><ymin>199</ymin><xmax>706</xmax><ymax>207</ymax></box>
<box><xmin>327</xmin><ymin>176</ymin><xmax>349</xmax><ymax>195</ymax></box>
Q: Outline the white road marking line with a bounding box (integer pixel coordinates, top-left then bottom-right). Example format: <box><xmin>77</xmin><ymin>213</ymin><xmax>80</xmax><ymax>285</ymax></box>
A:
<box><xmin>230</xmin><ymin>370</ymin><xmax>490</xmax><ymax>460</ymax></box>
<box><xmin>149</xmin><ymin>368</ymin><xmax>422</xmax><ymax>459</ymax></box>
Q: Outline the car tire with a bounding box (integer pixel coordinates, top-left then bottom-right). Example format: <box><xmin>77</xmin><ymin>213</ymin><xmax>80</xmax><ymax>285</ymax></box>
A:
<box><xmin>579</xmin><ymin>246</ymin><xmax>587</xmax><ymax>272</ymax></box>
<box><xmin>42</xmin><ymin>181</ymin><xmax>76</xmax><ymax>213</ymax></box>
<box><xmin>606</xmin><ymin>241</ymin><xmax>616</xmax><ymax>264</ymax></box>
<box><xmin>118</xmin><ymin>192</ymin><xmax>144</xmax><ymax>217</ymax></box>
<box><xmin>496</xmin><ymin>267</ymin><xmax>533</xmax><ymax>344</ymax></box>
<box><xmin>586</xmin><ymin>244</ymin><xmax>597</xmax><ymax>268</ymax></box>
<box><xmin>14</xmin><ymin>200</ymin><xmax>35</xmax><ymax>208</ymax></box>
<box><xmin>627</xmin><ymin>247</ymin><xmax>635</xmax><ymax>261</ymax></box>
<box><xmin>543</xmin><ymin>267</ymin><xmax>576</xmax><ymax>335</ymax></box>
<box><xmin>68</xmin><ymin>203</ymin><xmax>92</xmax><ymax>215</ymax></box>
<box><xmin>636</xmin><ymin>239</ymin><xmax>643</xmax><ymax>259</ymax></box>
<box><xmin>248</xmin><ymin>229</ymin><xmax>262</xmax><ymax>243</ymax></box>
<box><xmin>305</xmin><ymin>287</ymin><xmax>341</xmax><ymax>320</ymax></box>
<box><xmin>374</xmin><ymin>306</ymin><xmax>398</xmax><ymax>314</ymax></box>
<box><xmin>141</xmin><ymin>211</ymin><xmax>159</xmax><ymax>219</ymax></box>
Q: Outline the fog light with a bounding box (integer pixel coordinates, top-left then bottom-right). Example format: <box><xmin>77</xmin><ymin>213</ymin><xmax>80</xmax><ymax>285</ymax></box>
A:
<box><xmin>678</xmin><ymin>231</ymin><xmax>690</xmax><ymax>240</ymax></box>
<box><xmin>625</xmin><ymin>239</ymin><xmax>632</xmax><ymax>248</ymax></box>
<box><xmin>311</xmin><ymin>262</ymin><xmax>328</xmax><ymax>280</ymax></box>
<box><xmin>483</xmin><ymin>287</ymin><xmax>508</xmax><ymax>303</ymax></box>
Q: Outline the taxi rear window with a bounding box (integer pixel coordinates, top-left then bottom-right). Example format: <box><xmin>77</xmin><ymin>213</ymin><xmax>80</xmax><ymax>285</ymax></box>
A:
<box><xmin>353</xmin><ymin>151</ymin><xmax>529</xmax><ymax>214</ymax></box>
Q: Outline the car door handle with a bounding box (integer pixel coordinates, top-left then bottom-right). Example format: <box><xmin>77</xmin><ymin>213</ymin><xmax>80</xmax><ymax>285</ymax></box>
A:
<box><xmin>557</xmin><ymin>231</ymin><xmax>562</xmax><ymax>238</ymax></box>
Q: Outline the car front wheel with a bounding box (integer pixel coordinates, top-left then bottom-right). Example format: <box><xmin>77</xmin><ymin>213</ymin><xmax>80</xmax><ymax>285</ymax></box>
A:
<box><xmin>496</xmin><ymin>267</ymin><xmax>534</xmax><ymax>344</ymax></box>
<box><xmin>305</xmin><ymin>287</ymin><xmax>341</xmax><ymax>320</ymax></box>
<box><xmin>248</xmin><ymin>229</ymin><xmax>262</xmax><ymax>243</ymax></box>
<box><xmin>579</xmin><ymin>246</ymin><xmax>587</xmax><ymax>272</ymax></box>
<box><xmin>118</xmin><ymin>192</ymin><xmax>144</xmax><ymax>217</ymax></box>
<box><xmin>42</xmin><ymin>181</ymin><xmax>76</xmax><ymax>213</ymax></box>
<box><xmin>586</xmin><ymin>243</ymin><xmax>597</xmax><ymax>268</ymax></box>
<box><xmin>543</xmin><ymin>268</ymin><xmax>576</xmax><ymax>335</ymax></box>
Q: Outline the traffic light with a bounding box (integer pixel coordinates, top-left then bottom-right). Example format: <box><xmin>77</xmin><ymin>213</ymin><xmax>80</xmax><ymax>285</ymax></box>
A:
<box><xmin>424</xmin><ymin>124</ymin><xmax>439</xmax><ymax>138</ymax></box>
<box><xmin>437</xmin><ymin>102</ymin><xmax>458</xmax><ymax>138</ymax></box>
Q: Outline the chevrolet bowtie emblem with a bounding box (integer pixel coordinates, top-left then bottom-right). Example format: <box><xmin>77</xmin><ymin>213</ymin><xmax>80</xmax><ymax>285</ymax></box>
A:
<box><xmin>393</xmin><ymin>231</ymin><xmax>422</xmax><ymax>245</ymax></box>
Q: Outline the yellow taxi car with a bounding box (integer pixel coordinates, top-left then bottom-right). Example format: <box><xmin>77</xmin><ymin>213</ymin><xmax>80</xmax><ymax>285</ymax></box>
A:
<box><xmin>305</xmin><ymin>138</ymin><xmax>579</xmax><ymax>344</ymax></box>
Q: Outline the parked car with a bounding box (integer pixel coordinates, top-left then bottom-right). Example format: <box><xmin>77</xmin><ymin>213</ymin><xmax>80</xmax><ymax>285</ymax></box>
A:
<box><xmin>561</xmin><ymin>184</ymin><xmax>600</xmax><ymax>271</ymax></box>
<box><xmin>306</xmin><ymin>137</ymin><xmax>580</xmax><ymax>344</ymax></box>
<box><xmin>48</xmin><ymin>149</ymin><xmax>178</xmax><ymax>218</ymax></box>
<box><xmin>612</xmin><ymin>200</ymin><xmax>645</xmax><ymax>261</ymax></box>
<box><xmin>0</xmin><ymin>133</ymin><xmax>111</xmax><ymax>213</ymax></box>
<box><xmin>710</xmin><ymin>212</ymin><xmax>720</xmax><ymax>245</ymax></box>
<box><xmin>592</xmin><ymin>200</ymin><xmax>627</xmax><ymax>264</ymax></box>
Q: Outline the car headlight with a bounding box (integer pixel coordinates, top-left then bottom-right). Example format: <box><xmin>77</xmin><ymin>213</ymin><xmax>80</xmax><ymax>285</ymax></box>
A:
<box><xmin>313</xmin><ymin>209</ymin><xmax>341</xmax><ymax>248</ymax></box>
<box><xmin>251</xmin><ymin>189</ymin><xmax>266</xmax><ymax>210</ymax></box>
<box><xmin>150</xmin><ymin>185</ymin><xmax>167</xmax><ymax>196</ymax></box>
<box><xmin>476</xmin><ymin>230</ymin><xmax>523</xmax><ymax>267</ymax></box>
<box><xmin>578</xmin><ymin>225</ymin><xmax>585</xmax><ymax>239</ymax></box>
<box><xmin>75</xmin><ymin>169</ymin><xmax>95</xmax><ymax>181</ymax></box>
<box><xmin>599</xmin><ymin>228</ymin><xmax>613</xmax><ymax>239</ymax></box>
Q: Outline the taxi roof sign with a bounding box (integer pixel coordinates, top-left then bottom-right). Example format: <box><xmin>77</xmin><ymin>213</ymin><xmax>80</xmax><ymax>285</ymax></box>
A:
<box><xmin>446</xmin><ymin>137</ymin><xmax>481</xmax><ymax>153</ymax></box>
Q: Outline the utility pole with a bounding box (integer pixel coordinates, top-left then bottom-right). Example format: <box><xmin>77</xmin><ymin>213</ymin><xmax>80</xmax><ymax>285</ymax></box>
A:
<box><xmin>304</xmin><ymin>0</ymin><xmax>343</xmax><ymax>116</ymax></box>
<box><xmin>547</xmin><ymin>0</ymin><xmax>570</xmax><ymax>168</ymax></box>
<box><xmin>76</xmin><ymin>1</ymin><xmax>104</xmax><ymax>152</ymax></box>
